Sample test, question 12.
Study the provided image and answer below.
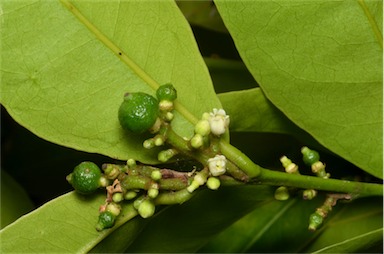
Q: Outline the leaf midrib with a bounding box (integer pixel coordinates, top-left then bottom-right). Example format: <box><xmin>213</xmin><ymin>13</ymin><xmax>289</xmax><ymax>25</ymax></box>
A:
<box><xmin>59</xmin><ymin>0</ymin><xmax>198</xmax><ymax>125</ymax></box>
<box><xmin>358</xmin><ymin>0</ymin><xmax>383</xmax><ymax>49</ymax></box>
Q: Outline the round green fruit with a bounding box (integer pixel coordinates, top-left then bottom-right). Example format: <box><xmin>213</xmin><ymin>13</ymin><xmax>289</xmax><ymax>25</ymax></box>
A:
<box><xmin>118</xmin><ymin>92</ymin><xmax>159</xmax><ymax>133</ymax></box>
<box><xmin>69</xmin><ymin>161</ymin><xmax>102</xmax><ymax>195</ymax></box>
<box><xmin>156</xmin><ymin>83</ymin><xmax>177</xmax><ymax>101</ymax></box>
<box><xmin>96</xmin><ymin>211</ymin><xmax>116</xmax><ymax>231</ymax></box>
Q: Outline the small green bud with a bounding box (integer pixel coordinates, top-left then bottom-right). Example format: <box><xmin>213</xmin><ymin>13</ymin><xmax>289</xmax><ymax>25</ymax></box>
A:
<box><xmin>138</xmin><ymin>199</ymin><xmax>156</xmax><ymax>218</ymax></box>
<box><xmin>102</xmin><ymin>164</ymin><xmax>120</xmax><ymax>179</ymax></box>
<box><xmin>96</xmin><ymin>211</ymin><xmax>116</xmax><ymax>231</ymax></box>
<box><xmin>190</xmin><ymin>134</ymin><xmax>204</xmax><ymax>149</ymax></box>
<box><xmin>301</xmin><ymin>146</ymin><xmax>320</xmax><ymax>166</ymax></box>
<box><xmin>99</xmin><ymin>176</ymin><xmax>109</xmax><ymax>187</ymax></box>
<box><xmin>303</xmin><ymin>189</ymin><xmax>317</xmax><ymax>200</ymax></box>
<box><xmin>148</xmin><ymin>188</ymin><xmax>159</xmax><ymax>199</ymax></box>
<box><xmin>308</xmin><ymin>212</ymin><xmax>324</xmax><ymax>231</ymax></box>
<box><xmin>202</xmin><ymin>112</ymin><xmax>210</xmax><ymax>120</ymax></box>
<box><xmin>158</xmin><ymin>149</ymin><xmax>178</xmax><ymax>163</ymax></box>
<box><xmin>127</xmin><ymin>159</ymin><xmax>136</xmax><ymax>168</ymax></box>
<box><xmin>106</xmin><ymin>203</ymin><xmax>121</xmax><ymax>217</ymax></box>
<box><xmin>124</xmin><ymin>191</ymin><xmax>138</xmax><ymax>200</ymax></box>
<box><xmin>154</xmin><ymin>135</ymin><xmax>165</xmax><ymax>146</ymax></box>
<box><xmin>274</xmin><ymin>186</ymin><xmax>290</xmax><ymax>201</ymax></box>
<box><xmin>206</xmin><ymin>177</ymin><xmax>221</xmax><ymax>190</ymax></box>
<box><xmin>164</xmin><ymin>112</ymin><xmax>174</xmax><ymax>121</ymax></box>
<box><xmin>151</xmin><ymin>170</ymin><xmax>162</xmax><ymax>181</ymax></box>
<box><xmin>112</xmin><ymin>193</ymin><xmax>124</xmax><ymax>203</ymax></box>
<box><xmin>194</xmin><ymin>119</ymin><xmax>211</xmax><ymax>136</ymax></box>
<box><xmin>133</xmin><ymin>196</ymin><xmax>146</xmax><ymax>210</ymax></box>
<box><xmin>280</xmin><ymin>156</ymin><xmax>292</xmax><ymax>168</ymax></box>
<box><xmin>156</xmin><ymin>83</ymin><xmax>177</xmax><ymax>101</ymax></box>
<box><xmin>143</xmin><ymin>138</ymin><xmax>155</xmax><ymax>149</ymax></box>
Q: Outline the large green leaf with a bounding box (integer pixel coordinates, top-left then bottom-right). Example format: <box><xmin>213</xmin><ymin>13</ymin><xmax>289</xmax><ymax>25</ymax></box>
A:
<box><xmin>0</xmin><ymin>192</ymin><xmax>140</xmax><ymax>253</ymax></box>
<box><xmin>0</xmin><ymin>0</ymin><xmax>220</xmax><ymax>163</ymax></box>
<box><xmin>201</xmin><ymin>196</ymin><xmax>383</xmax><ymax>253</ymax></box>
<box><xmin>0</xmin><ymin>185</ymin><xmax>275</xmax><ymax>253</ymax></box>
<box><xmin>124</xmin><ymin>185</ymin><xmax>274</xmax><ymax>253</ymax></box>
<box><xmin>215</xmin><ymin>0</ymin><xmax>383</xmax><ymax>178</ymax></box>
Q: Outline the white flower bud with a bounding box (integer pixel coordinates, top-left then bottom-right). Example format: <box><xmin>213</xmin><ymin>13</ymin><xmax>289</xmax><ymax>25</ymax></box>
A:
<box><xmin>207</xmin><ymin>155</ymin><xmax>227</xmax><ymax>176</ymax></box>
<box><xmin>208</xmin><ymin>108</ymin><xmax>230</xmax><ymax>136</ymax></box>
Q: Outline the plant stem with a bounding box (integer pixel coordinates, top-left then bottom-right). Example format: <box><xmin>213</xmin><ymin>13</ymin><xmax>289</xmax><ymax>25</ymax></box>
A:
<box><xmin>163</xmin><ymin>115</ymin><xmax>382</xmax><ymax>197</ymax></box>
<box><xmin>218</xmin><ymin>141</ymin><xmax>383</xmax><ymax>197</ymax></box>
<box><xmin>255</xmin><ymin>168</ymin><xmax>383</xmax><ymax>197</ymax></box>
<box><xmin>219</xmin><ymin>140</ymin><xmax>261</xmax><ymax>178</ymax></box>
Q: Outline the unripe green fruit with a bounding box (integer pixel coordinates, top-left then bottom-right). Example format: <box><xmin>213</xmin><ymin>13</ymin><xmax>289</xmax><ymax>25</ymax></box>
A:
<box><xmin>68</xmin><ymin>162</ymin><xmax>102</xmax><ymax>195</ymax></box>
<box><xmin>96</xmin><ymin>211</ymin><xmax>116</xmax><ymax>231</ymax></box>
<box><xmin>308</xmin><ymin>212</ymin><xmax>324</xmax><ymax>231</ymax></box>
<box><xmin>118</xmin><ymin>92</ymin><xmax>159</xmax><ymax>133</ymax></box>
<box><xmin>156</xmin><ymin>83</ymin><xmax>177</xmax><ymax>101</ymax></box>
<box><xmin>301</xmin><ymin>147</ymin><xmax>320</xmax><ymax>166</ymax></box>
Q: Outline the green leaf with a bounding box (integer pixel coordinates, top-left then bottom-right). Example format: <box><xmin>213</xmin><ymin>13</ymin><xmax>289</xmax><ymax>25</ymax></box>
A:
<box><xmin>0</xmin><ymin>192</ymin><xmax>137</xmax><ymax>253</ymax></box>
<box><xmin>0</xmin><ymin>192</ymin><xmax>140</xmax><ymax>253</ymax></box>
<box><xmin>0</xmin><ymin>0</ymin><xmax>220</xmax><ymax>163</ymax></box>
<box><xmin>205</xmin><ymin>58</ymin><xmax>258</xmax><ymax>93</ymax></box>
<box><xmin>0</xmin><ymin>185</ymin><xmax>274</xmax><ymax>253</ymax></box>
<box><xmin>201</xmin><ymin>196</ymin><xmax>383</xmax><ymax>253</ymax></box>
<box><xmin>215</xmin><ymin>0</ymin><xmax>383</xmax><ymax>178</ymax></box>
<box><xmin>219</xmin><ymin>88</ymin><xmax>303</xmax><ymax>134</ymax></box>
<box><xmin>312</xmin><ymin>229</ymin><xmax>383</xmax><ymax>253</ymax></box>
<box><xmin>124</xmin><ymin>185</ymin><xmax>274</xmax><ymax>253</ymax></box>
<box><xmin>0</xmin><ymin>170</ymin><xmax>35</xmax><ymax>229</ymax></box>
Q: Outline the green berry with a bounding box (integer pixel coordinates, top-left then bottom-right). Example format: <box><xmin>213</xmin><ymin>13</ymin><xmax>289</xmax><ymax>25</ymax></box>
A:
<box><xmin>96</xmin><ymin>211</ymin><xmax>116</xmax><ymax>231</ymax></box>
<box><xmin>301</xmin><ymin>146</ymin><xmax>320</xmax><ymax>166</ymax></box>
<box><xmin>68</xmin><ymin>162</ymin><xmax>102</xmax><ymax>195</ymax></box>
<box><xmin>118</xmin><ymin>92</ymin><xmax>159</xmax><ymax>133</ymax></box>
<box><xmin>156</xmin><ymin>83</ymin><xmax>177</xmax><ymax>101</ymax></box>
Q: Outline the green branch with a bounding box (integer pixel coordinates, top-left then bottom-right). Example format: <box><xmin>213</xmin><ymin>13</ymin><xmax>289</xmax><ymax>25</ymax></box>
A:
<box><xmin>220</xmin><ymin>141</ymin><xmax>382</xmax><ymax>197</ymax></box>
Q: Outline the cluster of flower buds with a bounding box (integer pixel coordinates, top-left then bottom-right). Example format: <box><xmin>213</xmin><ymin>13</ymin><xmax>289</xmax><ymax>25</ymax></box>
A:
<box><xmin>190</xmin><ymin>109</ymin><xmax>230</xmax><ymax>149</ymax></box>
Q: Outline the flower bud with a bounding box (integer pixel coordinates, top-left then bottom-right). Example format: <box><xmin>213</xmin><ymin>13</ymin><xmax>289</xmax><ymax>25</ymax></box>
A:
<box><xmin>138</xmin><ymin>199</ymin><xmax>156</xmax><ymax>218</ymax></box>
<box><xmin>190</xmin><ymin>134</ymin><xmax>204</xmax><ymax>149</ymax></box>
<box><xmin>274</xmin><ymin>186</ymin><xmax>290</xmax><ymax>201</ymax></box>
<box><xmin>194</xmin><ymin>119</ymin><xmax>211</xmax><ymax>136</ymax></box>
<box><xmin>206</xmin><ymin>177</ymin><xmax>221</xmax><ymax>190</ymax></box>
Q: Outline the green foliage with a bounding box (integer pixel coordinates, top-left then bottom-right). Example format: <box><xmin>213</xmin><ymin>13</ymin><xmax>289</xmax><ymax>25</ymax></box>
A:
<box><xmin>0</xmin><ymin>0</ymin><xmax>382</xmax><ymax>253</ymax></box>
<box><xmin>215</xmin><ymin>0</ymin><xmax>383</xmax><ymax>178</ymax></box>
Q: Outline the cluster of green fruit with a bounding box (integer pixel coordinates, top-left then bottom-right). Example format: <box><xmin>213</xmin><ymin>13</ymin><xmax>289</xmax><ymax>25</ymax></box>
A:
<box><xmin>66</xmin><ymin>83</ymin><xmax>233</xmax><ymax>231</ymax></box>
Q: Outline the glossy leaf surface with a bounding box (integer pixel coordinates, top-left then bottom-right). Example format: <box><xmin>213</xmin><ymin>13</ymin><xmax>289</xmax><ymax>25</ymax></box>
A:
<box><xmin>0</xmin><ymin>192</ymin><xmax>139</xmax><ymax>253</ymax></box>
<box><xmin>215</xmin><ymin>0</ymin><xmax>383</xmax><ymax>178</ymax></box>
<box><xmin>0</xmin><ymin>0</ymin><xmax>220</xmax><ymax>163</ymax></box>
